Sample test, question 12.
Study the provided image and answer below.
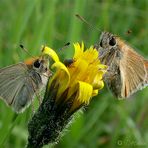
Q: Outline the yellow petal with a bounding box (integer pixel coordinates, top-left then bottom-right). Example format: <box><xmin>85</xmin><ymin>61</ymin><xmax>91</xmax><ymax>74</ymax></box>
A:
<box><xmin>92</xmin><ymin>89</ymin><xmax>98</xmax><ymax>97</ymax></box>
<box><xmin>42</xmin><ymin>46</ymin><xmax>59</xmax><ymax>62</ymax></box>
<box><xmin>83</xmin><ymin>46</ymin><xmax>98</xmax><ymax>63</ymax></box>
<box><xmin>70</xmin><ymin>81</ymin><xmax>93</xmax><ymax>112</ymax></box>
<box><xmin>97</xmin><ymin>81</ymin><xmax>104</xmax><ymax>90</ymax></box>
<box><xmin>77</xmin><ymin>81</ymin><xmax>93</xmax><ymax>104</ymax></box>
<box><xmin>51</xmin><ymin>62</ymin><xmax>70</xmax><ymax>98</ymax></box>
<box><xmin>98</xmin><ymin>64</ymin><xmax>108</xmax><ymax>69</ymax></box>
<box><xmin>67</xmin><ymin>59</ymin><xmax>88</xmax><ymax>86</ymax></box>
<box><xmin>93</xmin><ymin>73</ymin><xmax>104</xmax><ymax>89</ymax></box>
<box><xmin>73</xmin><ymin>42</ymin><xmax>84</xmax><ymax>59</ymax></box>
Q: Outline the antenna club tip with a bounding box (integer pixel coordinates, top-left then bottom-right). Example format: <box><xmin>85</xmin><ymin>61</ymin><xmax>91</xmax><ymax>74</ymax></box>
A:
<box><xmin>20</xmin><ymin>44</ymin><xmax>24</xmax><ymax>48</ymax></box>
<box><xmin>66</xmin><ymin>42</ymin><xmax>70</xmax><ymax>46</ymax></box>
<box><xmin>75</xmin><ymin>14</ymin><xmax>81</xmax><ymax>18</ymax></box>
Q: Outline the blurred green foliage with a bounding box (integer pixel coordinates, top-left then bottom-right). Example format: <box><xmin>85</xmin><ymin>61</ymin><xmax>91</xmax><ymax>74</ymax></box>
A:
<box><xmin>0</xmin><ymin>0</ymin><xmax>148</xmax><ymax>147</ymax></box>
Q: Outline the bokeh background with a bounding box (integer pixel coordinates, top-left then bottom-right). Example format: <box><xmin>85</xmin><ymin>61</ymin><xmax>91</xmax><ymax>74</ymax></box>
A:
<box><xmin>0</xmin><ymin>0</ymin><xmax>148</xmax><ymax>147</ymax></box>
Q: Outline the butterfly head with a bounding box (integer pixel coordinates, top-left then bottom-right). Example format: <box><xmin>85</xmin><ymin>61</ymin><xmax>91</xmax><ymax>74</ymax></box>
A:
<box><xmin>99</xmin><ymin>32</ymin><xmax>117</xmax><ymax>49</ymax></box>
<box><xmin>25</xmin><ymin>56</ymin><xmax>50</xmax><ymax>75</ymax></box>
<box><xmin>94</xmin><ymin>32</ymin><xmax>119</xmax><ymax>63</ymax></box>
<box><xmin>33</xmin><ymin>58</ymin><xmax>48</xmax><ymax>74</ymax></box>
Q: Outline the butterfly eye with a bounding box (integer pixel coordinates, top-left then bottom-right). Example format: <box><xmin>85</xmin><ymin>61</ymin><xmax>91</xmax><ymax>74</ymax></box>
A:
<box><xmin>34</xmin><ymin>60</ymin><xmax>41</xmax><ymax>68</ymax></box>
<box><xmin>109</xmin><ymin>37</ymin><xmax>116</xmax><ymax>46</ymax></box>
<box><xmin>100</xmin><ymin>40</ymin><xmax>103</xmax><ymax>47</ymax></box>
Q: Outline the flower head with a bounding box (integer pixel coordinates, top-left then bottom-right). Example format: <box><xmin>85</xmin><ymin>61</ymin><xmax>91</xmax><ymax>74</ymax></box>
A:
<box><xmin>43</xmin><ymin>42</ymin><xmax>107</xmax><ymax>113</ymax></box>
<box><xmin>27</xmin><ymin>43</ymin><xmax>107</xmax><ymax>147</ymax></box>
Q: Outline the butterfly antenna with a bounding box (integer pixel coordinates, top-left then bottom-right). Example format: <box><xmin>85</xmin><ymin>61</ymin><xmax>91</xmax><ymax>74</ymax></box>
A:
<box><xmin>20</xmin><ymin>44</ymin><xmax>36</xmax><ymax>59</ymax></box>
<box><xmin>59</xmin><ymin>42</ymin><xmax>70</xmax><ymax>50</ymax></box>
<box><xmin>125</xmin><ymin>29</ymin><xmax>132</xmax><ymax>35</ymax></box>
<box><xmin>75</xmin><ymin>14</ymin><xmax>101</xmax><ymax>32</ymax></box>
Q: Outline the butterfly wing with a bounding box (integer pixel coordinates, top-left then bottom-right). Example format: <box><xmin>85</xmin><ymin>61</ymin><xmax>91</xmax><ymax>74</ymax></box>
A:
<box><xmin>0</xmin><ymin>63</ymin><xmax>41</xmax><ymax>112</ymax></box>
<box><xmin>144</xmin><ymin>60</ymin><xmax>148</xmax><ymax>83</ymax></box>
<box><xmin>11</xmin><ymin>76</ymin><xmax>39</xmax><ymax>113</ymax></box>
<box><xmin>0</xmin><ymin>63</ymin><xmax>27</xmax><ymax>104</ymax></box>
<box><xmin>120</xmin><ymin>49</ymin><xmax>147</xmax><ymax>98</ymax></box>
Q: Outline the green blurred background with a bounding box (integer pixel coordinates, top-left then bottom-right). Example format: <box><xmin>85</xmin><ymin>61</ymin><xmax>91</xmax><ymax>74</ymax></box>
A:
<box><xmin>0</xmin><ymin>0</ymin><xmax>148</xmax><ymax>147</ymax></box>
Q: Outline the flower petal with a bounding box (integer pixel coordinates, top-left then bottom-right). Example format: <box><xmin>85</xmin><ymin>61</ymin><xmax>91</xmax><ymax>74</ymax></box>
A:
<box><xmin>93</xmin><ymin>72</ymin><xmax>104</xmax><ymax>89</ymax></box>
<box><xmin>51</xmin><ymin>62</ymin><xmax>70</xmax><ymax>98</ymax></box>
<box><xmin>42</xmin><ymin>46</ymin><xmax>60</xmax><ymax>62</ymax></box>
<box><xmin>77</xmin><ymin>81</ymin><xmax>93</xmax><ymax>104</ymax></box>
<box><xmin>73</xmin><ymin>42</ymin><xmax>84</xmax><ymax>59</ymax></box>
<box><xmin>92</xmin><ymin>89</ymin><xmax>98</xmax><ymax>97</ymax></box>
<box><xmin>70</xmin><ymin>81</ymin><xmax>93</xmax><ymax>112</ymax></box>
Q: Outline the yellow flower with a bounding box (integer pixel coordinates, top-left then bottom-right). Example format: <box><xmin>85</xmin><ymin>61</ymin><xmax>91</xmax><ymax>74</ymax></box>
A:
<box><xmin>42</xmin><ymin>42</ymin><xmax>107</xmax><ymax>113</ymax></box>
<box><xmin>27</xmin><ymin>43</ymin><xmax>107</xmax><ymax>148</ymax></box>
